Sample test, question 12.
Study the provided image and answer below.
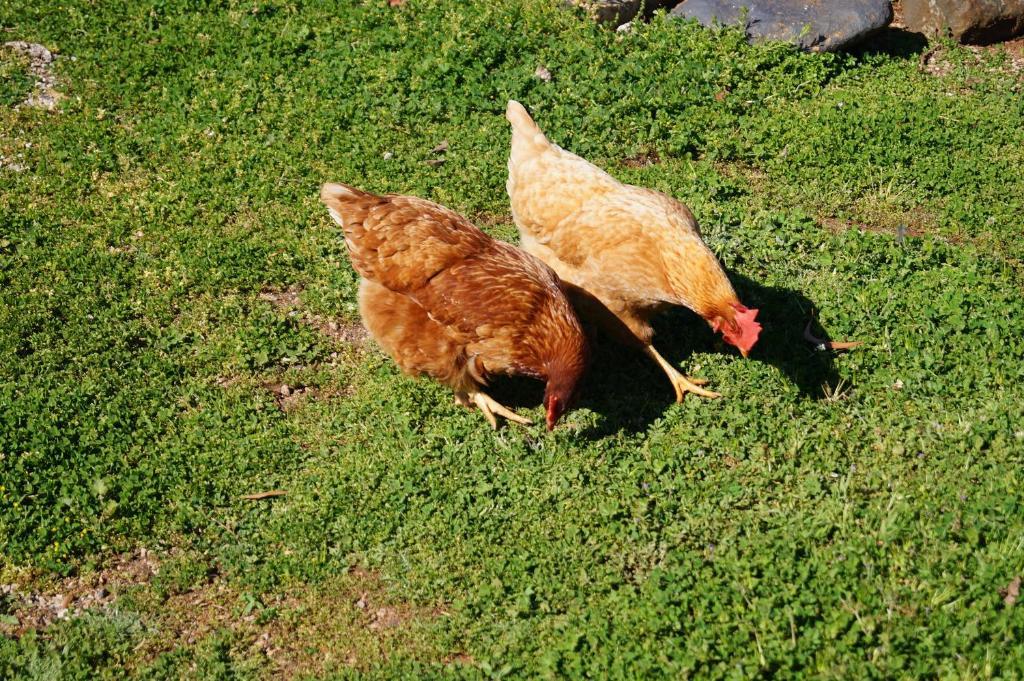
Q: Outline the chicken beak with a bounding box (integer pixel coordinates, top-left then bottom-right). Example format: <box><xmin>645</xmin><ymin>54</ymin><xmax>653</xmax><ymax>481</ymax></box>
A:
<box><xmin>739</xmin><ymin>347</ymin><xmax>749</xmax><ymax>359</ymax></box>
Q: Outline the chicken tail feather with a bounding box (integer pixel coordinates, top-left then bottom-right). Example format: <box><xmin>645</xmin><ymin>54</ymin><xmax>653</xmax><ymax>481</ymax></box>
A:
<box><xmin>506</xmin><ymin>100</ymin><xmax>549</xmax><ymax>152</ymax></box>
<box><xmin>320</xmin><ymin>182</ymin><xmax>374</xmax><ymax>229</ymax></box>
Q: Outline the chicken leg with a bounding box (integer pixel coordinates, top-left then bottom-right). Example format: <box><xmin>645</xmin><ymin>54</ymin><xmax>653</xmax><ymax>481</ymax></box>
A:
<box><xmin>643</xmin><ymin>345</ymin><xmax>721</xmax><ymax>402</ymax></box>
<box><xmin>454</xmin><ymin>391</ymin><xmax>534</xmax><ymax>429</ymax></box>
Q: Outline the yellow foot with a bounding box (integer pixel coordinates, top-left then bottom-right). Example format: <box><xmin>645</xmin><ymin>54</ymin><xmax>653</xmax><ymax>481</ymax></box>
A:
<box><xmin>454</xmin><ymin>391</ymin><xmax>534</xmax><ymax>429</ymax></box>
<box><xmin>643</xmin><ymin>345</ymin><xmax>722</xmax><ymax>403</ymax></box>
<box><xmin>668</xmin><ymin>373</ymin><xmax>721</xmax><ymax>402</ymax></box>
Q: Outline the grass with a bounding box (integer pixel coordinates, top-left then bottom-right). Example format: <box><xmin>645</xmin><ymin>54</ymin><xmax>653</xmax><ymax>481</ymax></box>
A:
<box><xmin>0</xmin><ymin>46</ymin><xmax>34</xmax><ymax>108</ymax></box>
<box><xmin>1</xmin><ymin>0</ymin><xmax>1023</xmax><ymax>677</ymax></box>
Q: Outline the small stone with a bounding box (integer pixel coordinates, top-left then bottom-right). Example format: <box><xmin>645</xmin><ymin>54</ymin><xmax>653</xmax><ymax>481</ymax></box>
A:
<box><xmin>893</xmin><ymin>379</ymin><xmax>904</xmax><ymax>390</ymax></box>
<box><xmin>382</xmin><ymin>151</ymin><xmax>393</xmax><ymax>160</ymax></box>
<box><xmin>616</xmin><ymin>21</ymin><xmax>633</xmax><ymax>32</ymax></box>
<box><xmin>280</xmin><ymin>384</ymin><xmax>291</xmax><ymax>397</ymax></box>
<box><xmin>534</xmin><ymin>65</ymin><xmax>552</xmax><ymax>81</ymax></box>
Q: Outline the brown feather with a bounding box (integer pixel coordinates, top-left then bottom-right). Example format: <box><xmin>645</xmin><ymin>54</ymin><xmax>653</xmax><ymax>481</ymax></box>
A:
<box><xmin>321</xmin><ymin>182</ymin><xmax>588</xmax><ymax>400</ymax></box>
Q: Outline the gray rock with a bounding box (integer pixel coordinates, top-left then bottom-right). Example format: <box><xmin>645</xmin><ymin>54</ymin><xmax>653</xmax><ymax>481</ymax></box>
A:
<box><xmin>3</xmin><ymin>41</ymin><xmax>53</xmax><ymax>65</ymax></box>
<box><xmin>902</xmin><ymin>0</ymin><xmax>1024</xmax><ymax>44</ymax></box>
<box><xmin>3</xmin><ymin>41</ymin><xmax>62</xmax><ymax>110</ymax></box>
<box><xmin>670</xmin><ymin>0</ymin><xmax>893</xmax><ymax>51</ymax></box>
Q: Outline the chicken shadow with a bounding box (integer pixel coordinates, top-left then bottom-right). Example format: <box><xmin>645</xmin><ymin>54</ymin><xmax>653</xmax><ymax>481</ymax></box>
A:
<box><xmin>490</xmin><ymin>272</ymin><xmax>851</xmax><ymax>437</ymax></box>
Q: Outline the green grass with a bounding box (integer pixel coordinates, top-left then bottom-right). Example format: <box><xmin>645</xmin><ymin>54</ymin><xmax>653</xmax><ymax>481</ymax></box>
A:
<box><xmin>2</xmin><ymin>0</ymin><xmax>1023</xmax><ymax>677</ymax></box>
<box><xmin>0</xmin><ymin>47</ymin><xmax>34</xmax><ymax>108</ymax></box>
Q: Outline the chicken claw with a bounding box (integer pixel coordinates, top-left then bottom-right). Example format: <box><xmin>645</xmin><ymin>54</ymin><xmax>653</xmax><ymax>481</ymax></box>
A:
<box><xmin>643</xmin><ymin>346</ymin><xmax>722</xmax><ymax>402</ymax></box>
<box><xmin>454</xmin><ymin>391</ymin><xmax>534</xmax><ymax>429</ymax></box>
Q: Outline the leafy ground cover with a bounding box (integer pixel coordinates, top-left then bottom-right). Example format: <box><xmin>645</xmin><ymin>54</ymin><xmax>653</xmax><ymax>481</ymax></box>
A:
<box><xmin>1</xmin><ymin>0</ymin><xmax>1023</xmax><ymax>677</ymax></box>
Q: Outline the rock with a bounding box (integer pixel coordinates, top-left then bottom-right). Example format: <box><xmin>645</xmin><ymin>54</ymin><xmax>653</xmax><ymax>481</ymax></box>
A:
<box><xmin>670</xmin><ymin>0</ymin><xmax>893</xmax><ymax>51</ymax></box>
<box><xmin>3</xmin><ymin>41</ymin><xmax>63</xmax><ymax>109</ymax></box>
<box><xmin>3</xmin><ymin>41</ymin><xmax>53</xmax><ymax>65</ymax></box>
<box><xmin>902</xmin><ymin>0</ymin><xmax>1024</xmax><ymax>44</ymax></box>
<box><xmin>571</xmin><ymin>0</ymin><xmax>642</xmax><ymax>25</ymax></box>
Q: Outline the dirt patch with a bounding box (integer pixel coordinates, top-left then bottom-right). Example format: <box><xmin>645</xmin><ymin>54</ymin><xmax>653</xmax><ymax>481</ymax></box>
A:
<box><xmin>2</xmin><ymin>41</ymin><xmax>63</xmax><ymax>110</ymax></box>
<box><xmin>5</xmin><ymin>551</ymin><xmax>462</xmax><ymax>677</ymax></box>
<box><xmin>994</xmin><ymin>35</ymin><xmax>1024</xmax><ymax>73</ymax></box>
<box><xmin>260</xmin><ymin>567</ymin><xmax>450</xmax><ymax>674</ymax></box>
<box><xmin>819</xmin><ymin>215</ymin><xmax>926</xmax><ymax>240</ymax></box>
<box><xmin>920</xmin><ymin>38</ymin><xmax>1024</xmax><ymax>78</ymax></box>
<box><xmin>260</xmin><ymin>285</ymin><xmax>369</xmax><ymax>346</ymax></box>
<box><xmin>215</xmin><ymin>374</ymin><xmax>244</xmax><ymax>389</ymax></box>
<box><xmin>0</xmin><ymin>143</ymin><xmax>29</xmax><ymax>173</ymax></box>
<box><xmin>135</xmin><ymin>565</ymin><xmax>456</xmax><ymax>678</ymax></box>
<box><xmin>259</xmin><ymin>286</ymin><xmax>302</xmax><ymax>311</ymax></box>
<box><xmin>307</xmin><ymin>316</ymin><xmax>369</xmax><ymax>345</ymax></box>
<box><xmin>219</xmin><ymin>374</ymin><xmax>352</xmax><ymax>412</ymax></box>
<box><xmin>142</xmin><ymin>577</ymin><xmax>240</xmax><ymax>651</ymax></box>
<box><xmin>263</xmin><ymin>381</ymin><xmax>320</xmax><ymax>412</ymax></box>
<box><xmin>0</xmin><ymin>548</ymin><xmax>160</xmax><ymax>637</ymax></box>
<box><xmin>621</xmin><ymin>149</ymin><xmax>661</xmax><ymax>168</ymax></box>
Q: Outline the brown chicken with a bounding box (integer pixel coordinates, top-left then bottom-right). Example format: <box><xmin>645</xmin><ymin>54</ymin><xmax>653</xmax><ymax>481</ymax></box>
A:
<box><xmin>505</xmin><ymin>101</ymin><xmax>761</xmax><ymax>402</ymax></box>
<box><xmin>320</xmin><ymin>182</ymin><xmax>588</xmax><ymax>429</ymax></box>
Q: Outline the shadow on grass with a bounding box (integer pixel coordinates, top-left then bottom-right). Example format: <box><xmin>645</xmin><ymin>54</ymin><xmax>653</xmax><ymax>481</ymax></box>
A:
<box><xmin>851</xmin><ymin>27</ymin><xmax>930</xmax><ymax>61</ymax></box>
<box><xmin>490</xmin><ymin>272</ymin><xmax>850</xmax><ymax>437</ymax></box>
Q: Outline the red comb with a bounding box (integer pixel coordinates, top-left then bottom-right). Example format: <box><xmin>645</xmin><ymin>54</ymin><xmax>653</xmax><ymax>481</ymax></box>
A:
<box><xmin>724</xmin><ymin>303</ymin><xmax>761</xmax><ymax>356</ymax></box>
